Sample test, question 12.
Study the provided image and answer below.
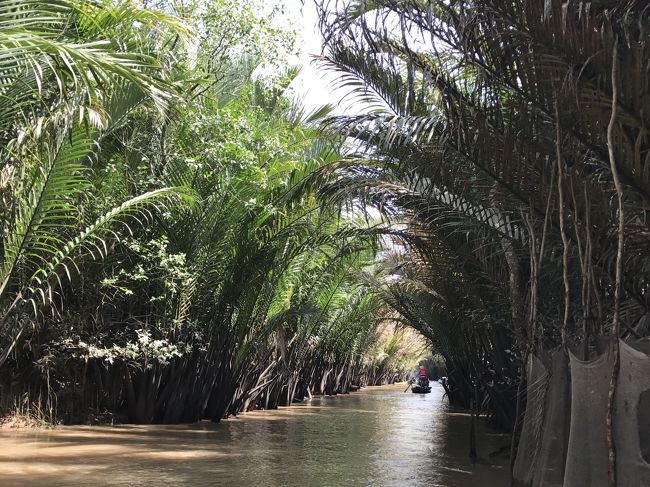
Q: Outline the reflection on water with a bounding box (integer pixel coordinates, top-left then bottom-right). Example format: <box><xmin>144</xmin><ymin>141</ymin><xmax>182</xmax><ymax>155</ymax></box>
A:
<box><xmin>0</xmin><ymin>383</ymin><xmax>509</xmax><ymax>486</ymax></box>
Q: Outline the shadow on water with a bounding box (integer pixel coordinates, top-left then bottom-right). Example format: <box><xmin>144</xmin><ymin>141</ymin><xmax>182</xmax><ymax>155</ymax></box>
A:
<box><xmin>0</xmin><ymin>383</ymin><xmax>509</xmax><ymax>486</ymax></box>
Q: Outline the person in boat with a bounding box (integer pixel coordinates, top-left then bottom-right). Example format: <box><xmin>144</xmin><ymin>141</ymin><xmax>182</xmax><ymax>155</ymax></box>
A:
<box><xmin>416</xmin><ymin>365</ymin><xmax>429</xmax><ymax>388</ymax></box>
<box><xmin>417</xmin><ymin>365</ymin><xmax>428</xmax><ymax>379</ymax></box>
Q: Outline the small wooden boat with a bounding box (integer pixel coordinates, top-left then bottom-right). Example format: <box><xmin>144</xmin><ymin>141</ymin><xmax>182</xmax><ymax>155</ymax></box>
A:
<box><xmin>411</xmin><ymin>380</ymin><xmax>431</xmax><ymax>394</ymax></box>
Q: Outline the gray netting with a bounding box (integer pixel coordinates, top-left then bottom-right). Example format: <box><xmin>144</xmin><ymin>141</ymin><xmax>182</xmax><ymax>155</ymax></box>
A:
<box><xmin>614</xmin><ymin>340</ymin><xmax>650</xmax><ymax>486</ymax></box>
<box><xmin>512</xmin><ymin>354</ymin><xmax>549</xmax><ymax>487</ymax></box>
<box><xmin>513</xmin><ymin>340</ymin><xmax>650</xmax><ymax>487</ymax></box>
<box><xmin>532</xmin><ymin>349</ymin><xmax>570</xmax><ymax>487</ymax></box>
<box><xmin>563</xmin><ymin>342</ymin><xmax>615</xmax><ymax>487</ymax></box>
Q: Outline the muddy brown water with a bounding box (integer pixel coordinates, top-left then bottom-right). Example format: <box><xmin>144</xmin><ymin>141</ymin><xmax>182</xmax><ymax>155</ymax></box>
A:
<box><xmin>0</xmin><ymin>383</ymin><xmax>509</xmax><ymax>486</ymax></box>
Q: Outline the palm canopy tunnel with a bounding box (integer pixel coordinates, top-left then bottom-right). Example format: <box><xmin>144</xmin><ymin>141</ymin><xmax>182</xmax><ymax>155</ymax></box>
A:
<box><xmin>0</xmin><ymin>0</ymin><xmax>649</xmax><ymax>485</ymax></box>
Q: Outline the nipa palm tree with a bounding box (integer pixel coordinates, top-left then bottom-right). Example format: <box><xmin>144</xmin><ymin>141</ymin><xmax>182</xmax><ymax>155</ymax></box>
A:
<box><xmin>0</xmin><ymin>0</ymin><xmax>192</xmax><ymax>368</ymax></box>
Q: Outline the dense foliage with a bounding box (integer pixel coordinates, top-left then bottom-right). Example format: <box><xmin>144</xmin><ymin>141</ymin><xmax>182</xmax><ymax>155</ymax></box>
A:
<box><xmin>0</xmin><ymin>0</ymin><xmax>422</xmax><ymax>424</ymax></box>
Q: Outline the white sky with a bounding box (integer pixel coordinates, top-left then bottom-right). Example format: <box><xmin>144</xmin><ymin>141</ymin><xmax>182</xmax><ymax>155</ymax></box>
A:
<box><xmin>283</xmin><ymin>0</ymin><xmax>365</xmax><ymax>116</ymax></box>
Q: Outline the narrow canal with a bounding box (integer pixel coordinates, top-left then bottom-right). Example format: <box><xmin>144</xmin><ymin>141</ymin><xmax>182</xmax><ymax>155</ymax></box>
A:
<box><xmin>0</xmin><ymin>383</ymin><xmax>509</xmax><ymax>486</ymax></box>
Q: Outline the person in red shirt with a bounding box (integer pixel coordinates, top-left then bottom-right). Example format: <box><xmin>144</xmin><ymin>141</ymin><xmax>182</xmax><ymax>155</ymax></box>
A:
<box><xmin>418</xmin><ymin>365</ymin><xmax>428</xmax><ymax>378</ymax></box>
<box><xmin>416</xmin><ymin>365</ymin><xmax>429</xmax><ymax>388</ymax></box>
